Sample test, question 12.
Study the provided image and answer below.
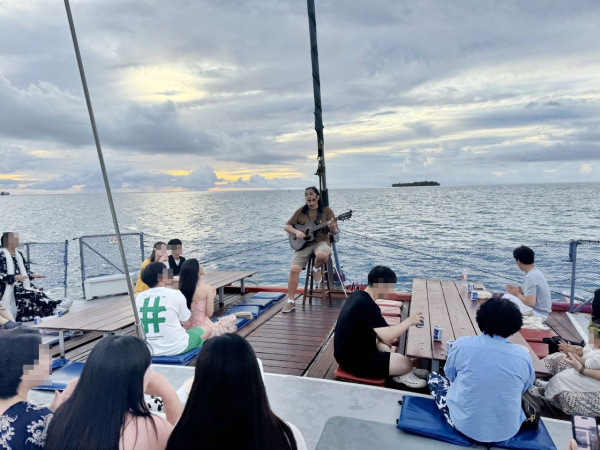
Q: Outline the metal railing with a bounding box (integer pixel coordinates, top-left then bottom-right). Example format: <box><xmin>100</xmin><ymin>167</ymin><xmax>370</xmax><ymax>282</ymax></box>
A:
<box><xmin>19</xmin><ymin>241</ymin><xmax>69</xmax><ymax>298</ymax></box>
<box><xmin>78</xmin><ymin>233</ymin><xmax>145</xmax><ymax>298</ymax></box>
<box><xmin>13</xmin><ymin>236</ymin><xmax>599</xmax><ymax>310</ymax></box>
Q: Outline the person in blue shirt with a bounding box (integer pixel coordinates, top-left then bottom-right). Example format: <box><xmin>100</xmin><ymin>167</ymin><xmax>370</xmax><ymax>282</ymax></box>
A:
<box><xmin>427</xmin><ymin>298</ymin><xmax>535</xmax><ymax>443</ymax></box>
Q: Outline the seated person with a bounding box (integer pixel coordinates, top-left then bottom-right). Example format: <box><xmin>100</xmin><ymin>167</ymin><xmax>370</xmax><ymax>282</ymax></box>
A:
<box><xmin>427</xmin><ymin>298</ymin><xmax>535</xmax><ymax>443</ymax></box>
<box><xmin>334</xmin><ymin>266</ymin><xmax>426</xmax><ymax>388</ymax></box>
<box><xmin>505</xmin><ymin>245</ymin><xmax>552</xmax><ymax>320</ymax></box>
<box><xmin>167</xmin><ymin>239</ymin><xmax>186</xmax><ymax>277</ymax></box>
<box><xmin>0</xmin><ymin>328</ymin><xmax>75</xmax><ymax>450</ymax></box>
<box><xmin>0</xmin><ymin>304</ymin><xmax>21</xmax><ymax>329</ymax></box>
<box><xmin>178</xmin><ymin>259</ymin><xmax>236</xmax><ymax>337</ymax></box>
<box><xmin>531</xmin><ymin>315</ymin><xmax>600</xmax><ymax>417</ymax></box>
<box><xmin>134</xmin><ymin>241</ymin><xmax>170</xmax><ymax>294</ymax></box>
<box><xmin>166</xmin><ymin>333</ymin><xmax>306</xmax><ymax>450</ymax></box>
<box><xmin>135</xmin><ymin>262</ymin><xmax>211</xmax><ymax>356</ymax></box>
<box><xmin>45</xmin><ymin>335</ymin><xmax>181</xmax><ymax>450</ymax></box>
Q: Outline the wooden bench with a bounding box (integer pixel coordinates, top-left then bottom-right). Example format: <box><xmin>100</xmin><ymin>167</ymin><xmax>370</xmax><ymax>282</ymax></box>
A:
<box><xmin>406</xmin><ymin>279</ymin><xmax>550</xmax><ymax>377</ymax></box>
<box><xmin>35</xmin><ymin>270</ymin><xmax>256</xmax><ymax>357</ymax></box>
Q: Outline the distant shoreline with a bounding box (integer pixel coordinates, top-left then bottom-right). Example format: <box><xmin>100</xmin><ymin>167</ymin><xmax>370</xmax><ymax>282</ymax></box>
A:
<box><xmin>392</xmin><ymin>181</ymin><xmax>440</xmax><ymax>187</ymax></box>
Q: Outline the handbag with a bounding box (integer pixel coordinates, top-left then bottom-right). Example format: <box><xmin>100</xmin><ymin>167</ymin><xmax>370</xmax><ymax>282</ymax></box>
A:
<box><xmin>521</xmin><ymin>392</ymin><xmax>541</xmax><ymax>431</ymax></box>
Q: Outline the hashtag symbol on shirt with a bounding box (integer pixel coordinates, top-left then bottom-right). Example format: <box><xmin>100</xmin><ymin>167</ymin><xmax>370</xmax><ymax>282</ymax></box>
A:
<box><xmin>140</xmin><ymin>296</ymin><xmax>166</xmax><ymax>334</ymax></box>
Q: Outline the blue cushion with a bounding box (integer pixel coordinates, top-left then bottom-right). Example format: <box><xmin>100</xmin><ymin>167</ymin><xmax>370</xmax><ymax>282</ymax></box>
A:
<box><xmin>491</xmin><ymin>422</ymin><xmax>556</xmax><ymax>450</ymax></box>
<box><xmin>228</xmin><ymin>305</ymin><xmax>262</xmax><ymax>318</ymax></box>
<box><xmin>397</xmin><ymin>396</ymin><xmax>474</xmax><ymax>447</ymax></box>
<box><xmin>250</xmin><ymin>292</ymin><xmax>286</xmax><ymax>301</ymax></box>
<box><xmin>152</xmin><ymin>347</ymin><xmax>202</xmax><ymax>365</ymax></box>
<box><xmin>51</xmin><ymin>358</ymin><xmax>70</xmax><ymax>370</ymax></box>
<box><xmin>237</xmin><ymin>297</ymin><xmax>277</xmax><ymax>309</ymax></box>
<box><xmin>35</xmin><ymin>361</ymin><xmax>85</xmax><ymax>391</ymax></box>
<box><xmin>236</xmin><ymin>317</ymin><xmax>251</xmax><ymax>330</ymax></box>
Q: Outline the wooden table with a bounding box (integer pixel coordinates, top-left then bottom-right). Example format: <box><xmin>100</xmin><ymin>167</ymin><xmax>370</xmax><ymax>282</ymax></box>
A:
<box><xmin>406</xmin><ymin>279</ymin><xmax>550</xmax><ymax>377</ymax></box>
<box><xmin>34</xmin><ymin>270</ymin><xmax>257</xmax><ymax>357</ymax></box>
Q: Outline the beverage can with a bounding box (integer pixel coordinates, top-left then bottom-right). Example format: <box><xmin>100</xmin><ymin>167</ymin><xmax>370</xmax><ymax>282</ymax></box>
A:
<box><xmin>468</xmin><ymin>283</ymin><xmax>474</xmax><ymax>293</ymax></box>
<box><xmin>416</xmin><ymin>321</ymin><xmax>425</xmax><ymax>328</ymax></box>
<box><xmin>446</xmin><ymin>339</ymin><xmax>455</xmax><ymax>354</ymax></box>
<box><xmin>34</xmin><ymin>316</ymin><xmax>42</xmax><ymax>325</ymax></box>
<box><xmin>433</xmin><ymin>326</ymin><xmax>443</xmax><ymax>342</ymax></box>
<box><xmin>57</xmin><ymin>310</ymin><xmax>63</xmax><ymax>318</ymax></box>
<box><xmin>470</xmin><ymin>291</ymin><xmax>479</xmax><ymax>301</ymax></box>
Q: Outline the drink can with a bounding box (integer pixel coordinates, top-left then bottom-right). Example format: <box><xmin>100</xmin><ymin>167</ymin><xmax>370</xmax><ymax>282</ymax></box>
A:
<box><xmin>57</xmin><ymin>310</ymin><xmax>63</xmax><ymax>318</ymax></box>
<box><xmin>34</xmin><ymin>316</ymin><xmax>42</xmax><ymax>325</ymax></box>
<box><xmin>470</xmin><ymin>291</ymin><xmax>479</xmax><ymax>301</ymax></box>
<box><xmin>468</xmin><ymin>283</ymin><xmax>474</xmax><ymax>293</ymax></box>
<box><xmin>433</xmin><ymin>326</ymin><xmax>443</xmax><ymax>342</ymax></box>
<box><xmin>446</xmin><ymin>339</ymin><xmax>455</xmax><ymax>354</ymax></box>
<box><xmin>416</xmin><ymin>321</ymin><xmax>425</xmax><ymax>328</ymax></box>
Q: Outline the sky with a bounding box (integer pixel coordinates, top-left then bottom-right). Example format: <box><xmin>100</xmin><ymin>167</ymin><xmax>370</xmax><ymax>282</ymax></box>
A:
<box><xmin>1</xmin><ymin>0</ymin><xmax>600</xmax><ymax>193</ymax></box>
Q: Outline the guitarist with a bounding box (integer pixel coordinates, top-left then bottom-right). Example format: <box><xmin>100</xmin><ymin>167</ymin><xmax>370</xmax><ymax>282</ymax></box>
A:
<box><xmin>282</xmin><ymin>186</ymin><xmax>339</xmax><ymax>313</ymax></box>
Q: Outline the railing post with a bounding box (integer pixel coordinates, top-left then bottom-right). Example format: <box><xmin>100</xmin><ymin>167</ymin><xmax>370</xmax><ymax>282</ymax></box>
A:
<box><xmin>25</xmin><ymin>243</ymin><xmax>31</xmax><ymax>268</ymax></box>
<box><xmin>569</xmin><ymin>240</ymin><xmax>579</xmax><ymax>311</ymax></box>
<box><xmin>140</xmin><ymin>233</ymin><xmax>145</xmax><ymax>263</ymax></box>
<box><xmin>64</xmin><ymin>240</ymin><xmax>69</xmax><ymax>298</ymax></box>
<box><xmin>79</xmin><ymin>238</ymin><xmax>86</xmax><ymax>299</ymax></box>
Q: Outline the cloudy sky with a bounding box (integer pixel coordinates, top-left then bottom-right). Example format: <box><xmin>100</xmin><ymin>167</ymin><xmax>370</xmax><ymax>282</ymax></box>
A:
<box><xmin>1</xmin><ymin>0</ymin><xmax>599</xmax><ymax>193</ymax></box>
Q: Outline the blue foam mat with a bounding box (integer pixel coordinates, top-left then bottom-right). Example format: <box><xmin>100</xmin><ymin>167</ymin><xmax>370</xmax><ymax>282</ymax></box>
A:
<box><xmin>236</xmin><ymin>316</ymin><xmax>251</xmax><ymax>330</ymax></box>
<box><xmin>152</xmin><ymin>346</ymin><xmax>202</xmax><ymax>365</ymax></box>
<box><xmin>249</xmin><ymin>292</ymin><xmax>286</xmax><ymax>301</ymax></box>
<box><xmin>237</xmin><ymin>297</ymin><xmax>278</xmax><ymax>308</ymax></box>
<box><xmin>34</xmin><ymin>361</ymin><xmax>85</xmax><ymax>391</ymax></box>
<box><xmin>227</xmin><ymin>305</ymin><xmax>262</xmax><ymax>318</ymax></box>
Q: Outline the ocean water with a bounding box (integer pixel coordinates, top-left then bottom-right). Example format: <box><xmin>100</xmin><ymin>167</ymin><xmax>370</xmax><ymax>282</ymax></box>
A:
<box><xmin>1</xmin><ymin>183</ymin><xmax>598</xmax><ymax>299</ymax></box>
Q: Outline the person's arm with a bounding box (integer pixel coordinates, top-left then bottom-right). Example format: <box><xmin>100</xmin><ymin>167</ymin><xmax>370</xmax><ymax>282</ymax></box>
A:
<box><xmin>285</xmin><ymin>210</ymin><xmax>306</xmax><ymax>239</ymax></box>
<box><xmin>178</xmin><ymin>293</ymin><xmax>192</xmax><ymax>326</ymax></box>
<box><xmin>0</xmin><ymin>252</ymin><xmax>16</xmax><ymax>285</ymax></box>
<box><xmin>48</xmin><ymin>378</ymin><xmax>78</xmax><ymax>412</ymax></box>
<box><xmin>374</xmin><ymin>312</ymin><xmax>423</xmax><ymax>345</ymax></box>
<box><xmin>206</xmin><ymin>286</ymin><xmax>216</xmax><ymax>318</ymax></box>
<box><xmin>565</xmin><ymin>352</ymin><xmax>600</xmax><ymax>381</ymax></box>
<box><xmin>444</xmin><ymin>345</ymin><xmax>458</xmax><ymax>381</ymax></box>
<box><xmin>559</xmin><ymin>341</ymin><xmax>584</xmax><ymax>357</ymax></box>
<box><xmin>144</xmin><ymin>372</ymin><xmax>184</xmax><ymax>426</ymax></box>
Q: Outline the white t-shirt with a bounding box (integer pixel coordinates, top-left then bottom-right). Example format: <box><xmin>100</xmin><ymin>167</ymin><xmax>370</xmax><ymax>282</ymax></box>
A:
<box><xmin>135</xmin><ymin>287</ymin><xmax>191</xmax><ymax>356</ymax></box>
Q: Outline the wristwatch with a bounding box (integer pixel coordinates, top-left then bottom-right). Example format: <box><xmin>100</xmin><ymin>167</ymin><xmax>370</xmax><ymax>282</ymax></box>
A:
<box><xmin>579</xmin><ymin>366</ymin><xmax>586</xmax><ymax>375</ymax></box>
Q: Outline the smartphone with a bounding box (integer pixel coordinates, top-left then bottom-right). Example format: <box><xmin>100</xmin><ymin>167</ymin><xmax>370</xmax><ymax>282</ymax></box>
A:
<box><xmin>573</xmin><ymin>415</ymin><xmax>600</xmax><ymax>450</ymax></box>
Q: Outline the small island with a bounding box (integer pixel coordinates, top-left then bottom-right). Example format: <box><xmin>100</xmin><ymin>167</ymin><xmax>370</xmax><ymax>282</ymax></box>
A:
<box><xmin>392</xmin><ymin>181</ymin><xmax>440</xmax><ymax>187</ymax></box>
<box><xmin>0</xmin><ymin>191</ymin><xmax>10</xmax><ymax>196</ymax></box>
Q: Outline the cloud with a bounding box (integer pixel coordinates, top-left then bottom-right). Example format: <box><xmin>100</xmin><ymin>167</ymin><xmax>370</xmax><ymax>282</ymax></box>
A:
<box><xmin>219</xmin><ymin>173</ymin><xmax>310</xmax><ymax>189</ymax></box>
<box><xmin>581</xmin><ymin>163</ymin><xmax>593</xmax><ymax>174</ymax></box>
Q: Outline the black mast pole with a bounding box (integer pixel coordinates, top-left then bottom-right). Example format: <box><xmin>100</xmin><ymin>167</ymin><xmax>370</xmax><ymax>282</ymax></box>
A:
<box><xmin>307</xmin><ymin>0</ymin><xmax>328</xmax><ymax>207</ymax></box>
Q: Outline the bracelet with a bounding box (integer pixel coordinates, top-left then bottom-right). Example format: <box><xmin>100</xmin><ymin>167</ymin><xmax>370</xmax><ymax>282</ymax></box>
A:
<box><xmin>579</xmin><ymin>366</ymin><xmax>586</xmax><ymax>375</ymax></box>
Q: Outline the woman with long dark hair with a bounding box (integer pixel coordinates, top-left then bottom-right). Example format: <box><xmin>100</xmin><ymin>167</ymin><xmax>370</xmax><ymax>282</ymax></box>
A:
<box><xmin>167</xmin><ymin>334</ymin><xmax>306</xmax><ymax>450</ymax></box>
<box><xmin>45</xmin><ymin>335</ymin><xmax>183</xmax><ymax>450</ymax></box>
<box><xmin>179</xmin><ymin>259</ymin><xmax>236</xmax><ymax>337</ymax></box>
<box><xmin>134</xmin><ymin>241</ymin><xmax>169</xmax><ymax>293</ymax></box>
<box><xmin>592</xmin><ymin>288</ymin><xmax>600</xmax><ymax>323</ymax></box>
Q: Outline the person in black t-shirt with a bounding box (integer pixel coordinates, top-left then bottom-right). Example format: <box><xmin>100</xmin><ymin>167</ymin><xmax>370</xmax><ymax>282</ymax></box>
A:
<box><xmin>334</xmin><ymin>266</ymin><xmax>427</xmax><ymax>388</ymax></box>
<box><xmin>167</xmin><ymin>238</ymin><xmax>186</xmax><ymax>277</ymax></box>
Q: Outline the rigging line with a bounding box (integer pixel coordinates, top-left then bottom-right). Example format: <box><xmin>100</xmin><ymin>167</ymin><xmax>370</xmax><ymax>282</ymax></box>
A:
<box><xmin>345</xmin><ymin>231</ymin><xmax>571</xmax><ymax>297</ymax></box>
<box><xmin>199</xmin><ymin>238</ymin><xmax>288</xmax><ymax>265</ymax></box>
<box><xmin>63</xmin><ymin>0</ymin><xmax>143</xmax><ymax>339</ymax></box>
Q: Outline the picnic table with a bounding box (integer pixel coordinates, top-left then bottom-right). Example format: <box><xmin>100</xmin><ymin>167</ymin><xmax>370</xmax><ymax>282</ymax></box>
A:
<box><xmin>34</xmin><ymin>270</ymin><xmax>256</xmax><ymax>357</ymax></box>
<box><xmin>405</xmin><ymin>279</ymin><xmax>550</xmax><ymax>377</ymax></box>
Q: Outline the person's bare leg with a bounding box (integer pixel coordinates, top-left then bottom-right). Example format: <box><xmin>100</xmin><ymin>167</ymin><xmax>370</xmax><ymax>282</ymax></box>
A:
<box><xmin>377</xmin><ymin>340</ymin><xmax>392</xmax><ymax>352</ymax></box>
<box><xmin>313</xmin><ymin>252</ymin><xmax>329</xmax><ymax>271</ymax></box>
<box><xmin>284</xmin><ymin>265</ymin><xmax>303</xmax><ymax>313</ymax></box>
<box><xmin>0</xmin><ymin>316</ymin><xmax>7</xmax><ymax>326</ymax></box>
<box><xmin>389</xmin><ymin>353</ymin><xmax>414</xmax><ymax>377</ymax></box>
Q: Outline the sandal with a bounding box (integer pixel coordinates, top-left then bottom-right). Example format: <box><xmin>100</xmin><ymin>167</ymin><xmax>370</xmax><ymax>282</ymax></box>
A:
<box><xmin>393</xmin><ymin>372</ymin><xmax>427</xmax><ymax>389</ymax></box>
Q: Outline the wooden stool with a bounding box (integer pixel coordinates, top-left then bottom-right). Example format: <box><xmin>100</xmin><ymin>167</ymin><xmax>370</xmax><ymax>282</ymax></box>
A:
<box><xmin>302</xmin><ymin>255</ymin><xmax>332</xmax><ymax>308</ymax></box>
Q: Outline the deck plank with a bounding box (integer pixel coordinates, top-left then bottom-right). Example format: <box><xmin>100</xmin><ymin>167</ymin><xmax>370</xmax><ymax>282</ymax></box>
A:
<box><xmin>405</xmin><ymin>279</ymin><xmax>432</xmax><ymax>360</ymax></box>
<box><xmin>427</xmin><ymin>280</ymin><xmax>456</xmax><ymax>361</ymax></box>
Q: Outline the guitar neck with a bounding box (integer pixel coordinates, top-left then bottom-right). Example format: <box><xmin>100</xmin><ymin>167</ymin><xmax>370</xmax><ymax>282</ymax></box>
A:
<box><xmin>312</xmin><ymin>215</ymin><xmax>341</xmax><ymax>231</ymax></box>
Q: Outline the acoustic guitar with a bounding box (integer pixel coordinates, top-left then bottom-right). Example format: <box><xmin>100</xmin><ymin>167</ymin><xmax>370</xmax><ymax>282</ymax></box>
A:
<box><xmin>289</xmin><ymin>210</ymin><xmax>353</xmax><ymax>251</ymax></box>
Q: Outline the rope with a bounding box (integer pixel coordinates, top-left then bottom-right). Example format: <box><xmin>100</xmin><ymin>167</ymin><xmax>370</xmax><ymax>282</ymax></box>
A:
<box><xmin>199</xmin><ymin>238</ymin><xmax>288</xmax><ymax>265</ymax></box>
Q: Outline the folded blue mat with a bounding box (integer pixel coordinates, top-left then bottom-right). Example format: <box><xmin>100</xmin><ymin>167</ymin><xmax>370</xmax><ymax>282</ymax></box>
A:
<box><xmin>397</xmin><ymin>395</ymin><xmax>473</xmax><ymax>447</ymax></box>
<box><xmin>152</xmin><ymin>347</ymin><xmax>202</xmax><ymax>365</ymax></box>
<box><xmin>228</xmin><ymin>305</ymin><xmax>262</xmax><ymax>318</ymax></box>
<box><xmin>51</xmin><ymin>358</ymin><xmax>70</xmax><ymax>370</ymax></box>
<box><xmin>397</xmin><ymin>396</ymin><xmax>557</xmax><ymax>450</ymax></box>
<box><xmin>250</xmin><ymin>292</ymin><xmax>286</xmax><ymax>301</ymax></box>
<box><xmin>237</xmin><ymin>297</ymin><xmax>278</xmax><ymax>308</ymax></box>
<box><xmin>35</xmin><ymin>361</ymin><xmax>85</xmax><ymax>391</ymax></box>
<box><xmin>236</xmin><ymin>317</ymin><xmax>251</xmax><ymax>330</ymax></box>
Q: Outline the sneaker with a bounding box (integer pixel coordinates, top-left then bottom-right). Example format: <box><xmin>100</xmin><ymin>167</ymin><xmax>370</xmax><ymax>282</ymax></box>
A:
<box><xmin>55</xmin><ymin>307</ymin><xmax>70</xmax><ymax>316</ymax></box>
<box><xmin>282</xmin><ymin>302</ymin><xmax>296</xmax><ymax>313</ymax></box>
<box><xmin>59</xmin><ymin>300</ymin><xmax>73</xmax><ymax>309</ymax></box>
<box><xmin>312</xmin><ymin>267</ymin><xmax>323</xmax><ymax>283</ymax></box>
<box><xmin>1</xmin><ymin>321</ymin><xmax>22</xmax><ymax>330</ymax></box>
<box><xmin>534</xmin><ymin>379</ymin><xmax>548</xmax><ymax>388</ymax></box>
<box><xmin>412</xmin><ymin>368</ymin><xmax>430</xmax><ymax>380</ymax></box>
<box><xmin>393</xmin><ymin>372</ymin><xmax>428</xmax><ymax>389</ymax></box>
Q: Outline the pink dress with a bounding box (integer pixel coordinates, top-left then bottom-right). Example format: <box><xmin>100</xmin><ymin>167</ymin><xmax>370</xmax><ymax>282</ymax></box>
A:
<box><xmin>187</xmin><ymin>295</ymin><xmax>237</xmax><ymax>337</ymax></box>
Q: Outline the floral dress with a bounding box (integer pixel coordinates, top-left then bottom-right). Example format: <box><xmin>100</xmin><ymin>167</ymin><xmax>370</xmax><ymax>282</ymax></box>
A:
<box><xmin>185</xmin><ymin>286</ymin><xmax>237</xmax><ymax>337</ymax></box>
<box><xmin>0</xmin><ymin>251</ymin><xmax>61</xmax><ymax>322</ymax></box>
<box><xmin>0</xmin><ymin>401</ymin><xmax>53</xmax><ymax>449</ymax></box>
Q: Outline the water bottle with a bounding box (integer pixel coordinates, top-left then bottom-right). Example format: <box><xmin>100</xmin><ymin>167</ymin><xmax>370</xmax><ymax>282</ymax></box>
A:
<box><xmin>461</xmin><ymin>269</ymin><xmax>468</xmax><ymax>286</ymax></box>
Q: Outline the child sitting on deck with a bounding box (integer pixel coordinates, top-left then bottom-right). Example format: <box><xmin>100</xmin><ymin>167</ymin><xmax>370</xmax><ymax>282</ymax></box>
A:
<box><xmin>178</xmin><ymin>259</ymin><xmax>237</xmax><ymax>337</ymax></box>
<box><xmin>427</xmin><ymin>298</ymin><xmax>535</xmax><ymax>443</ymax></box>
<box><xmin>167</xmin><ymin>239</ymin><xmax>185</xmax><ymax>277</ymax></box>
<box><xmin>135</xmin><ymin>262</ymin><xmax>212</xmax><ymax>356</ymax></box>
<box><xmin>333</xmin><ymin>266</ymin><xmax>427</xmax><ymax>388</ymax></box>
